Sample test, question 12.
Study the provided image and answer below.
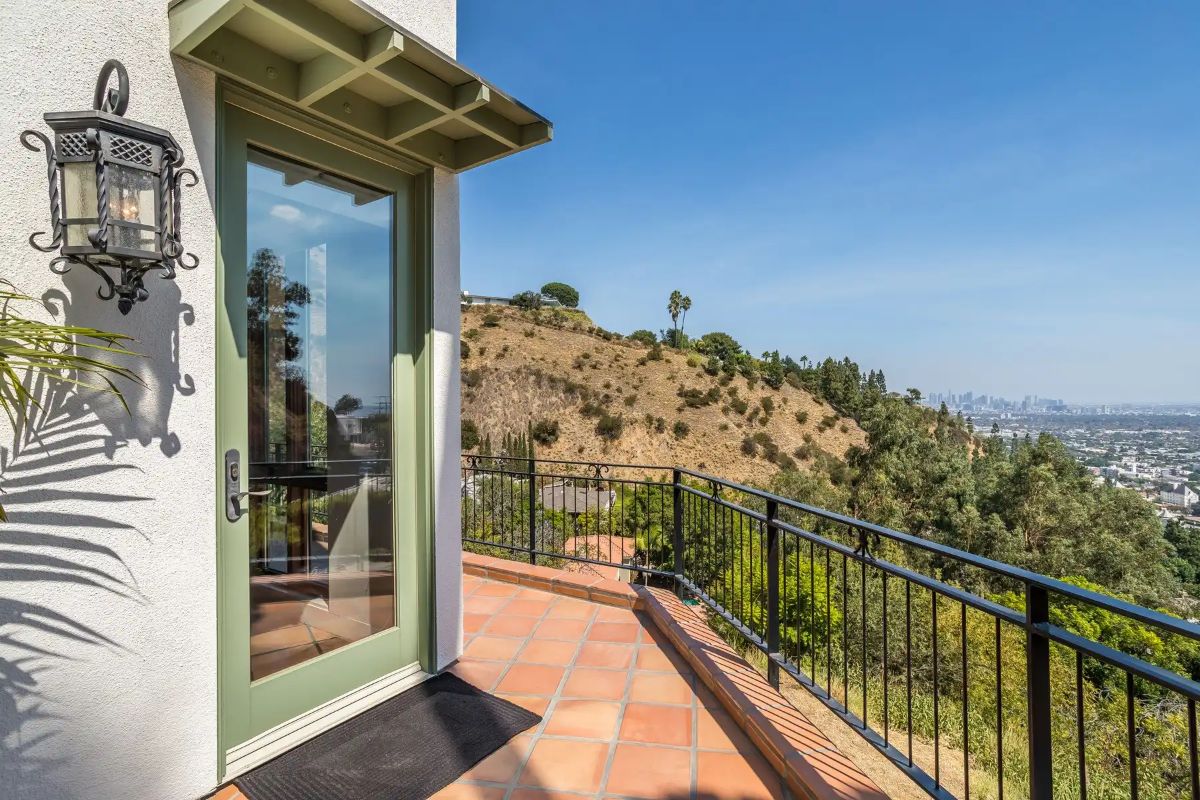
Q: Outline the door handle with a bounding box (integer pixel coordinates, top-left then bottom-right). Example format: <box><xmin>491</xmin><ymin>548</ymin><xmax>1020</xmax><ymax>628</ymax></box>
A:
<box><xmin>225</xmin><ymin>449</ymin><xmax>268</xmax><ymax>522</ymax></box>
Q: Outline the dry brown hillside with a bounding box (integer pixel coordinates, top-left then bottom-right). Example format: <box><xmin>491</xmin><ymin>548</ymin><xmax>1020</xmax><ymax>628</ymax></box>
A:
<box><xmin>460</xmin><ymin>305</ymin><xmax>865</xmax><ymax>485</ymax></box>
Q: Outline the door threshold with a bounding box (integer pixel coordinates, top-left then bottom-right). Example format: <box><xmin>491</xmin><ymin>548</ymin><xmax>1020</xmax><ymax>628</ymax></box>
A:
<box><xmin>223</xmin><ymin>661</ymin><xmax>428</xmax><ymax>780</ymax></box>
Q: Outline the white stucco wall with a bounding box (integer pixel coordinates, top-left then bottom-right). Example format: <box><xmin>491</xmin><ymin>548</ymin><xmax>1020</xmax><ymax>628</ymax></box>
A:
<box><xmin>0</xmin><ymin>2</ymin><xmax>460</xmax><ymax>799</ymax></box>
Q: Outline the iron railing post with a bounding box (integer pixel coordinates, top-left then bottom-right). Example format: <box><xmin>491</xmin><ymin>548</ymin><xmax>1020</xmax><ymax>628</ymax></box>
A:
<box><xmin>766</xmin><ymin>498</ymin><xmax>780</xmax><ymax>689</ymax></box>
<box><xmin>1026</xmin><ymin>583</ymin><xmax>1053</xmax><ymax>800</ymax></box>
<box><xmin>672</xmin><ymin>468</ymin><xmax>684</xmax><ymax>596</ymax></box>
<box><xmin>527</xmin><ymin>457</ymin><xmax>537</xmax><ymax>565</ymax></box>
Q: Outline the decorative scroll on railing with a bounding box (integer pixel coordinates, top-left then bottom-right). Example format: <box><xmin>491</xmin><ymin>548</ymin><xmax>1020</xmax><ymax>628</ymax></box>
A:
<box><xmin>462</xmin><ymin>454</ymin><xmax>1200</xmax><ymax>800</ymax></box>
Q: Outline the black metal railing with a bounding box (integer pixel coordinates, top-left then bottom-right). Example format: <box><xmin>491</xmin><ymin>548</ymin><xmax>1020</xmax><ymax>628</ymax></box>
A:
<box><xmin>462</xmin><ymin>454</ymin><xmax>1200</xmax><ymax>800</ymax></box>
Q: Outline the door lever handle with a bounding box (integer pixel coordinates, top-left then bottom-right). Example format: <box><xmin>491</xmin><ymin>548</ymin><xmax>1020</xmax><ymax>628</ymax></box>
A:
<box><xmin>225</xmin><ymin>449</ymin><xmax>269</xmax><ymax>522</ymax></box>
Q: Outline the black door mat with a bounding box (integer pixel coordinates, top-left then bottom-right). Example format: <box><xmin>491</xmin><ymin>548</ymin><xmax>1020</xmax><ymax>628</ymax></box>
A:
<box><xmin>235</xmin><ymin>672</ymin><xmax>541</xmax><ymax>800</ymax></box>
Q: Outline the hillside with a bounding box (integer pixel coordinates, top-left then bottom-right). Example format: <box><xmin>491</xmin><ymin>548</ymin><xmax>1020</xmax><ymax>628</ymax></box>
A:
<box><xmin>460</xmin><ymin>305</ymin><xmax>864</xmax><ymax>484</ymax></box>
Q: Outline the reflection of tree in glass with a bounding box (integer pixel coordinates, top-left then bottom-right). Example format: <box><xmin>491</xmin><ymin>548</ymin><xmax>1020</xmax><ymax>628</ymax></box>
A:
<box><xmin>334</xmin><ymin>393</ymin><xmax>363</xmax><ymax>415</ymax></box>
<box><xmin>247</xmin><ymin>248</ymin><xmax>311</xmax><ymax>453</ymax></box>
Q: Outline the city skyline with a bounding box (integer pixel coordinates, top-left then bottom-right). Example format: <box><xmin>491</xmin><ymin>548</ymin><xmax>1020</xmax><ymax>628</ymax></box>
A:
<box><xmin>459</xmin><ymin>2</ymin><xmax>1200</xmax><ymax>404</ymax></box>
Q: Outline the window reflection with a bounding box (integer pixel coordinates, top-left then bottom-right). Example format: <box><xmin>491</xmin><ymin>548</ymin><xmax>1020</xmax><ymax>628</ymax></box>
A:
<box><xmin>245</xmin><ymin>148</ymin><xmax>395</xmax><ymax>680</ymax></box>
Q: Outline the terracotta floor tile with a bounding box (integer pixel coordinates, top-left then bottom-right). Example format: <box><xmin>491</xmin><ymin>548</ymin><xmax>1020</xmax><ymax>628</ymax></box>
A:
<box><xmin>464</xmin><ymin>596</ymin><xmax>509</xmax><ymax>615</ymax></box>
<box><xmin>458</xmin><ymin>733</ymin><xmax>534</xmax><ymax>783</ymax></box>
<box><xmin>561</xmin><ymin>667</ymin><xmax>629</xmax><ymax>700</ymax></box>
<box><xmin>475</xmin><ymin>582</ymin><xmax>521</xmax><ymax>597</ymax></box>
<box><xmin>208</xmin><ymin>787</ymin><xmax>244</xmax><ymax>800</ymax></box>
<box><xmin>509</xmin><ymin>790</ymin><xmax>593</xmax><ymax>800</ymax></box>
<box><xmin>498</xmin><ymin>692</ymin><xmax>552</xmax><ymax>717</ymax></box>
<box><xmin>587</xmin><ymin>621</ymin><xmax>640</xmax><ymax>643</ymax></box>
<box><xmin>497</xmin><ymin>663</ymin><xmax>566</xmax><ymax>695</ymax></box>
<box><xmin>696</xmin><ymin>751</ymin><xmax>783</xmax><ymax>799</ymax></box>
<box><xmin>619</xmin><ymin>702</ymin><xmax>692</xmax><ymax>747</ymax></box>
<box><xmin>464</xmin><ymin>635</ymin><xmax>525</xmax><ymax>662</ymax></box>
<box><xmin>507</xmin><ymin>598</ymin><xmax>554</xmax><ymax>617</ymax></box>
<box><xmin>518</xmin><ymin>639</ymin><xmax>579</xmax><ymax>666</ymax></box>
<box><xmin>544</xmin><ymin>699</ymin><xmax>622</xmax><ymax>739</ymax></box>
<box><xmin>449</xmin><ymin>659</ymin><xmax>506</xmax><ymax>692</ymax></box>
<box><xmin>636</xmin><ymin>644</ymin><xmax>692</xmax><ymax>673</ymax></box>
<box><xmin>463</xmin><ymin>613</ymin><xmax>490</xmax><ymax>635</ymax></box>
<box><xmin>519</xmin><ymin>738</ymin><xmax>609</xmax><ymax>793</ymax></box>
<box><xmin>596</xmin><ymin>605</ymin><xmax>636</xmax><ymax>622</ymax></box>
<box><xmin>697</xmin><ymin>708</ymin><xmax>755</xmax><ymax>753</ymax></box>
<box><xmin>484</xmin><ymin>614</ymin><xmax>541</xmax><ymax>638</ymax></box>
<box><xmin>576</xmin><ymin>642</ymin><xmax>635</xmax><ymax>669</ymax></box>
<box><xmin>533</xmin><ymin>618</ymin><xmax>589</xmax><ymax>641</ymax></box>
<box><xmin>629</xmin><ymin>670</ymin><xmax>696</xmax><ymax>706</ymax></box>
<box><xmin>604</xmin><ymin>743</ymin><xmax>693</xmax><ymax>798</ymax></box>
<box><xmin>546</xmin><ymin>599</ymin><xmax>598</xmax><ymax>620</ymax></box>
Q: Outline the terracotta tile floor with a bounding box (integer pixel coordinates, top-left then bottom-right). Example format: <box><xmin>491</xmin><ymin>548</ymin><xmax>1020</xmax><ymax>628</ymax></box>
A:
<box><xmin>440</xmin><ymin>573</ymin><xmax>792</xmax><ymax>800</ymax></box>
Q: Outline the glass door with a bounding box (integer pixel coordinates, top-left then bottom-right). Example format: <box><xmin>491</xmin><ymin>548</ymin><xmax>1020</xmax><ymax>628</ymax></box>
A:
<box><xmin>216</xmin><ymin>99</ymin><xmax>427</xmax><ymax>766</ymax></box>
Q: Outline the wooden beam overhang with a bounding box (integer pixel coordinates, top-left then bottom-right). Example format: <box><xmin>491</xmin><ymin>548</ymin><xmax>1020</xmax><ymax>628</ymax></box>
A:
<box><xmin>169</xmin><ymin>0</ymin><xmax>552</xmax><ymax>171</ymax></box>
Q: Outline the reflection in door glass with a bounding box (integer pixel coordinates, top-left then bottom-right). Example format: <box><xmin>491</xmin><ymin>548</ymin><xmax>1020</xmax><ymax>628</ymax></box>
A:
<box><xmin>245</xmin><ymin>148</ymin><xmax>394</xmax><ymax>680</ymax></box>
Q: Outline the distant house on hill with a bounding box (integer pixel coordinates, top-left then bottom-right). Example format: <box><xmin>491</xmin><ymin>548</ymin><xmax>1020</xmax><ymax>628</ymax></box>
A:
<box><xmin>1161</xmin><ymin>483</ymin><xmax>1199</xmax><ymax>508</ymax></box>
<box><xmin>461</xmin><ymin>291</ymin><xmax>562</xmax><ymax>308</ymax></box>
<box><xmin>541</xmin><ymin>481</ymin><xmax>615</xmax><ymax>514</ymax></box>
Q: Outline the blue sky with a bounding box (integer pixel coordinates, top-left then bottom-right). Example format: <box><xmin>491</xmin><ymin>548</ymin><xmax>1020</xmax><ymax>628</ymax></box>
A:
<box><xmin>458</xmin><ymin>2</ymin><xmax>1199</xmax><ymax>403</ymax></box>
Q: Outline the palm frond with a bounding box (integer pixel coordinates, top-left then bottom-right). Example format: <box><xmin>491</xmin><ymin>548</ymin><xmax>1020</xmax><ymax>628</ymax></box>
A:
<box><xmin>0</xmin><ymin>280</ymin><xmax>142</xmax><ymax>519</ymax></box>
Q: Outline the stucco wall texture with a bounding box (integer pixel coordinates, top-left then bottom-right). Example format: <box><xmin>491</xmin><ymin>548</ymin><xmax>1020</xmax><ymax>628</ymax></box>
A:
<box><xmin>0</xmin><ymin>2</ymin><xmax>460</xmax><ymax>799</ymax></box>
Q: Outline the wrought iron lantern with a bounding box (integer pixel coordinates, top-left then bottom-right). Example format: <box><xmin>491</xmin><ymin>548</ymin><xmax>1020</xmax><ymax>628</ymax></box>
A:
<box><xmin>21</xmin><ymin>60</ymin><xmax>197</xmax><ymax>314</ymax></box>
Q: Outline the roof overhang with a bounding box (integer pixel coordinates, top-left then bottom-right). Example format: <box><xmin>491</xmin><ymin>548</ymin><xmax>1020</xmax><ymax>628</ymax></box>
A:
<box><xmin>168</xmin><ymin>0</ymin><xmax>552</xmax><ymax>171</ymax></box>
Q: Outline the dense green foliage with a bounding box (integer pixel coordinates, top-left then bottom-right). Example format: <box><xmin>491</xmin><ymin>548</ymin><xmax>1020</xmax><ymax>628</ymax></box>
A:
<box><xmin>540</xmin><ymin>281</ymin><xmax>580</xmax><ymax>308</ymax></box>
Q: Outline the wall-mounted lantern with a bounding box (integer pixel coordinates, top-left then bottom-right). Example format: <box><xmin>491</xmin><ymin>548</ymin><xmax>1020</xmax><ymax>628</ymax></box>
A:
<box><xmin>21</xmin><ymin>60</ymin><xmax>197</xmax><ymax>314</ymax></box>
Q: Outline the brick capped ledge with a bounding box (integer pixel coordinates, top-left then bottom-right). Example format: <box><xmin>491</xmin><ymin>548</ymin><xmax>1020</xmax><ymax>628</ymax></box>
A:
<box><xmin>460</xmin><ymin>551</ymin><xmax>642</xmax><ymax>609</ymax></box>
<box><xmin>636</xmin><ymin>585</ymin><xmax>889</xmax><ymax>800</ymax></box>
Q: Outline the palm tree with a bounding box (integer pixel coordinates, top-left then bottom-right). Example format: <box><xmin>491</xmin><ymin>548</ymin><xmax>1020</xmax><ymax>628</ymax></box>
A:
<box><xmin>667</xmin><ymin>290</ymin><xmax>682</xmax><ymax>341</ymax></box>
<box><xmin>0</xmin><ymin>282</ymin><xmax>139</xmax><ymax>520</ymax></box>
<box><xmin>679</xmin><ymin>295</ymin><xmax>692</xmax><ymax>342</ymax></box>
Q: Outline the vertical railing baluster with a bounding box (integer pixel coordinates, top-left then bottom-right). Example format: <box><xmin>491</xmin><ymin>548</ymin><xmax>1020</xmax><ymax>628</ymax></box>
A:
<box><xmin>882</xmin><ymin>572</ymin><xmax>889</xmax><ymax>748</ymax></box>
<box><xmin>996</xmin><ymin>617</ymin><xmax>1004</xmax><ymax>800</ymax></box>
<box><xmin>826</xmin><ymin>546</ymin><xmax>832</xmax><ymax>698</ymax></box>
<box><xmin>1190</xmin><ymin>698</ymin><xmax>1198</xmax><ymax>800</ymax></box>
<box><xmin>1026</xmin><ymin>584</ymin><xmax>1053</xmax><ymax>800</ymax></box>
<box><xmin>961</xmin><ymin>602</ymin><xmax>969</xmax><ymax>800</ymax></box>
<box><xmin>766</xmin><ymin>499</ymin><xmax>780</xmax><ymax>689</ymax></box>
<box><xmin>906</xmin><ymin>580</ymin><xmax>914</xmax><ymax>767</ymax></box>
<box><xmin>842</xmin><ymin>553</ymin><xmax>849</xmax><ymax>707</ymax></box>
<box><xmin>1127</xmin><ymin>671</ymin><xmax>1138</xmax><ymax>800</ymax></box>
<box><xmin>527</xmin><ymin>457</ymin><xmax>536</xmax><ymax>564</ymax></box>
<box><xmin>1076</xmin><ymin>649</ymin><xmax>1086</xmax><ymax>800</ymax></box>
<box><xmin>672</xmin><ymin>468</ymin><xmax>683</xmax><ymax>595</ymax></box>
<box><xmin>810</xmin><ymin>538</ymin><xmax>817</xmax><ymax>685</ymax></box>
<box><xmin>860</xmin><ymin>555</ymin><xmax>867</xmax><ymax>727</ymax></box>
<box><xmin>933</xmin><ymin>589</ymin><xmax>941</xmax><ymax>788</ymax></box>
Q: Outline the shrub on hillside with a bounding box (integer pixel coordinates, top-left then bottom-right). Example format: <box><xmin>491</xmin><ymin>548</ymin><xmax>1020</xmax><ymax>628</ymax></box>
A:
<box><xmin>482</xmin><ymin>313</ymin><xmax>501</xmax><ymax>327</ymax></box>
<box><xmin>511</xmin><ymin>290</ymin><xmax>543</xmax><ymax>310</ymax></box>
<box><xmin>461</xmin><ymin>419</ymin><xmax>481</xmax><ymax>450</ymax></box>
<box><xmin>795</xmin><ymin>410</ymin><xmax>809</xmax><ymax>425</ymax></box>
<box><xmin>760</xmin><ymin>397</ymin><xmax>774</xmax><ymax>414</ymax></box>
<box><xmin>531</xmin><ymin>419</ymin><xmax>560</xmax><ymax>445</ymax></box>
<box><xmin>817</xmin><ymin>413</ymin><xmax>839</xmax><ymax>432</ymax></box>
<box><xmin>673</xmin><ymin>420</ymin><xmax>690</xmax><ymax>439</ymax></box>
<box><xmin>540</xmin><ymin>282</ymin><xmax>580</xmax><ymax>308</ymax></box>
<box><xmin>462</xmin><ymin>368</ymin><xmax>484</xmax><ymax>389</ymax></box>
<box><xmin>646</xmin><ymin>343</ymin><xmax>664</xmax><ymax>361</ymax></box>
<box><xmin>629</xmin><ymin>329</ymin><xmax>657</xmax><ymax>347</ymax></box>
<box><xmin>596</xmin><ymin>413</ymin><xmax>624</xmax><ymax>441</ymax></box>
<box><xmin>580</xmin><ymin>399</ymin><xmax>605</xmax><ymax>418</ymax></box>
<box><xmin>741</xmin><ymin>437</ymin><xmax>758</xmax><ymax>456</ymax></box>
<box><xmin>464</xmin><ymin>328</ymin><xmax>481</xmax><ymax>340</ymax></box>
<box><xmin>461</xmin><ymin>341</ymin><xmax>471</xmax><ymax>359</ymax></box>
<box><xmin>730</xmin><ymin>397</ymin><xmax>749</xmax><ymax>415</ymax></box>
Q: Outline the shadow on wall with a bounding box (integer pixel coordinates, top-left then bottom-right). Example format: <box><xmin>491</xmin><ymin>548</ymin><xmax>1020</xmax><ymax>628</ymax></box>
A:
<box><xmin>0</xmin><ymin>275</ymin><xmax>194</xmax><ymax>797</ymax></box>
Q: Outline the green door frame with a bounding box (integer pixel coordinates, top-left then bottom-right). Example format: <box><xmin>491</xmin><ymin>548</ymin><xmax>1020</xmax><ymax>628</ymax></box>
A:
<box><xmin>214</xmin><ymin>81</ymin><xmax>436</xmax><ymax>779</ymax></box>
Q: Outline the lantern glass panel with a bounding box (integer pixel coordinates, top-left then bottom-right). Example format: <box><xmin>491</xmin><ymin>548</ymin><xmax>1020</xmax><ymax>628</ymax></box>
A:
<box><xmin>62</xmin><ymin>161</ymin><xmax>98</xmax><ymax>220</ymax></box>
<box><xmin>108</xmin><ymin>164</ymin><xmax>156</xmax><ymax>227</ymax></box>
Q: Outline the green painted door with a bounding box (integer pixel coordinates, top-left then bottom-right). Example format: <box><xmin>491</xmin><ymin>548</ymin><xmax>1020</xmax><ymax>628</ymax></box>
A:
<box><xmin>216</xmin><ymin>96</ymin><xmax>431</xmax><ymax>764</ymax></box>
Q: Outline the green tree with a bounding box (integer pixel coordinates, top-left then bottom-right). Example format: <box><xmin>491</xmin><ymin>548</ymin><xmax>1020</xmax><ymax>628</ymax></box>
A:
<box><xmin>667</xmin><ymin>290</ymin><xmax>683</xmax><ymax>346</ymax></box>
<box><xmin>333</xmin><ymin>393</ymin><xmax>363</xmax><ymax>415</ymax></box>
<box><xmin>540</xmin><ymin>282</ymin><xmax>579</xmax><ymax>308</ymax></box>
<box><xmin>511</xmin><ymin>290</ymin><xmax>543</xmax><ymax>310</ymax></box>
